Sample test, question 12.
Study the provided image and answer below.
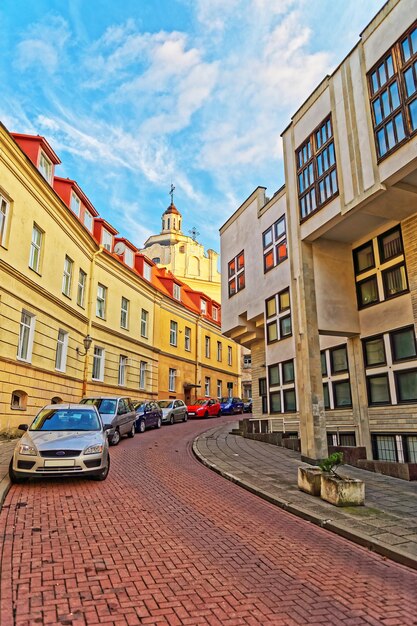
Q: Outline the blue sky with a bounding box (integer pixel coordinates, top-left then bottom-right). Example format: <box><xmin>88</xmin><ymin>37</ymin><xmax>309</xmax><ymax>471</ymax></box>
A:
<box><xmin>0</xmin><ymin>0</ymin><xmax>386</xmax><ymax>253</ymax></box>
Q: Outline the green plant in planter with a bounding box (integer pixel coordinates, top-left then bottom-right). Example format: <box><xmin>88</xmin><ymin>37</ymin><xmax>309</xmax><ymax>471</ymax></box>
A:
<box><xmin>319</xmin><ymin>452</ymin><xmax>344</xmax><ymax>478</ymax></box>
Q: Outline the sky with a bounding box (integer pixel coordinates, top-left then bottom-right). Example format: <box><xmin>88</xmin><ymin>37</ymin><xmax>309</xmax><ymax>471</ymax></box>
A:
<box><xmin>0</xmin><ymin>0</ymin><xmax>387</xmax><ymax>254</ymax></box>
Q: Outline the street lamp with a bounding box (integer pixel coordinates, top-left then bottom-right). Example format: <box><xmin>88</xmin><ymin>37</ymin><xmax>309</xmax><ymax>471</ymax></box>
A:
<box><xmin>76</xmin><ymin>334</ymin><xmax>93</xmax><ymax>356</ymax></box>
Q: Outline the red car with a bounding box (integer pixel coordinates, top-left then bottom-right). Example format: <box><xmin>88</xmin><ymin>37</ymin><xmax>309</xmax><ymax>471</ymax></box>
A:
<box><xmin>187</xmin><ymin>398</ymin><xmax>221</xmax><ymax>418</ymax></box>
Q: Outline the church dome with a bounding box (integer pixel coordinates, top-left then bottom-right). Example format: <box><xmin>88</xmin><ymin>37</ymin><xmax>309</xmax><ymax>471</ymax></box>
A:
<box><xmin>163</xmin><ymin>202</ymin><xmax>181</xmax><ymax>216</ymax></box>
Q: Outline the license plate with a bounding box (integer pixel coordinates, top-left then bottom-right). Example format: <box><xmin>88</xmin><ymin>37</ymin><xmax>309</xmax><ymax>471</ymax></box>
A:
<box><xmin>188</xmin><ymin>412</ymin><xmax>195</xmax><ymax>416</ymax></box>
<box><xmin>44</xmin><ymin>459</ymin><xmax>75</xmax><ymax>467</ymax></box>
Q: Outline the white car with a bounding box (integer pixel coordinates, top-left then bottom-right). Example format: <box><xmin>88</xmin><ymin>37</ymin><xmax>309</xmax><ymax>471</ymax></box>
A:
<box><xmin>9</xmin><ymin>404</ymin><xmax>111</xmax><ymax>483</ymax></box>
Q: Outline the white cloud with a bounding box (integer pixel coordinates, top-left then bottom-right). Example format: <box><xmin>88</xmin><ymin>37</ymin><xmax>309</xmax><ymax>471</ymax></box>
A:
<box><xmin>14</xmin><ymin>16</ymin><xmax>70</xmax><ymax>74</ymax></box>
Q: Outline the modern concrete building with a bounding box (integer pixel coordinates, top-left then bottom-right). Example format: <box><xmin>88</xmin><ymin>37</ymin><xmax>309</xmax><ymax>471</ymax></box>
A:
<box><xmin>0</xmin><ymin>125</ymin><xmax>241</xmax><ymax>432</ymax></box>
<box><xmin>221</xmin><ymin>0</ymin><xmax>417</xmax><ymax>468</ymax></box>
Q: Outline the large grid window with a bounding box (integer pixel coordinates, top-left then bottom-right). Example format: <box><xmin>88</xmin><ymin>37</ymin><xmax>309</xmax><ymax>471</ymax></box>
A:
<box><xmin>296</xmin><ymin>115</ymin><xmax>338</xmax><ymax>220</ymax></box>
<box><xmin>368</xmin><ymin>22</ymin><xmax>417</xmax><ymax>159</ymax></box>
<box><xmin>353</xmin><ymin>226</ymin><xmax>408</xmax><ymax>309</ymax></box>
<box><xmin>228</xmin><ymin>251</ymin><xmax>245</xmax><ymax>297</ymax></box>
<box><xmin>321</xmin><ymin>345</ymin><xmax>352</xmax><ymax>409</ymax></box>
<box><xmin>263</xmin><ymin>216</ymin><xmax>287</xmax><ymax>272</ymax></box>
<box><xmin>372</xmin><ymin>433</ymin><xmax>417</xmax><ymax>463</ymax></box>
<box><xmin>265</xmin><ymin>288</ymin><xmax>292</xmax><ymax>344</ymax></box>
<box><xmin>268</xmin><ymin>359</ymin><xmax>296</xmax><ymax>414</ymax></box>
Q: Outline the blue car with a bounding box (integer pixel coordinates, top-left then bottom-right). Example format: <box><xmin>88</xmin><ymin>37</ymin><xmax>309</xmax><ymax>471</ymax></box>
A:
<box><xmin>219</xmin><ymin>397</ymin><xmax>244</xmax><ymax>415</ymax></box>
<box><xmin>134</xmin><ymin>400</ymin><xmax>163</xmax><ymax>432</ymax></box>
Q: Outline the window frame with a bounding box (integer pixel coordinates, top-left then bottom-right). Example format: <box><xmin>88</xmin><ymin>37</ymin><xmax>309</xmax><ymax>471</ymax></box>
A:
<box><xmin>118</xmin><ymin>355</ymin><xmax>128</xmax><ymax>386</ymax></box>
<box><xmin>139</xmin><ymin>361</ymin><xmax>147</xmax><ymax>390</ymax></box>
<box><xmin>390</xmin><ymin>325</ymin><xmax>417</xmax><ymax>363</ymax></box>
<box><xmin>394</xmin><ymin>368</ymin><xmax>417</xmax><ymax>404</ymax></box>
<box><xmin>29</xmin><ymin>224</ymin><xmax>43</xmax><ymax>273</ymax></box>
<box><xmin>62</xmin><ymin>255</ymin><xmax>73</xmax><ymax>297</ymax></box>
<box><xmin>70</xmin><ymin>192</ymin><xmax>81</xmax><ymax>217</ymax></box>
<box><xmin>17</xmin><ymin>310</ymin><xmax>36</xmax><ymax>363</ymax></box>
<box><xmin>366</xmin><ymin>373</ymin><xmax>392</xmax><ymax>406</ymax></box>
<box><xmin>96</xmin><ymin>284</ymin><xmax>107</xmax><ymax>319</ymax></box>
<box><xmin>141</xmin><ymin>309</ymin><xmax>149</xmax><ymax>338</ymax></box>
<box><xmin>381</xmin><ymin>262</ymin><xmax>409</xmax><ymax>300</ymax></box>
<box><xmin>170</xmin><ymin>320</ymin><xmax>178</xmax><ymax>347</ymax></box>
<box><xmin>362</xmin><ymin>334</ymin><xmax>387</xmax><ymax>368</ymax></box>
<box><xmin>143</xmin><ymin>262</ymin><xmax>152</xmax><ymax>281</ymax></box>
<box><xmin>77</xmin><ymin>269</ymin><xmax>87</xmax><ymax>308</ymax></box>
<box><xmin>173</xmin><ymin>283</ymin><xmax>181</xmax><ymax>301</ymax></box>
<box><xmin>228</xmin><ymin>251</ymin><xmax>245</xmax><ymax>297</ymax></box>
<box><xmin>55</xmin><ymin>329</ymin><xmax>69</xmax><ymax>372</ymax></box>
<box><xmin>92</xmin><ymin>346</ymin><xmax>105</xmax><ymax>381</ymax></box>
<box><xmin>38</xmin><ymin>151</ymin><xmax>53</xmax><ymax>183</ymax></box>
<box><xmin>0</xmin><ymin>194</ymin><xmax>10</xmax><ymax>247</ymax></box>
<box><xmin>120</xmin><ymin>297</ymin><xmax>129</xmax><ymax>330</ymax></box>
<box><xmin>333</xmin><ymin>380</ymin><xmax>352</xmax><ymax>409</ymax></box>
<box><xmin>185</xmin><ymin>326</ymin><xmax>191</xmax><ymax>351</ymax></box>
<box><xmin>168</xmin><ymin>368</ymin><xmax>176</xmax><ymax>392</ymax></box>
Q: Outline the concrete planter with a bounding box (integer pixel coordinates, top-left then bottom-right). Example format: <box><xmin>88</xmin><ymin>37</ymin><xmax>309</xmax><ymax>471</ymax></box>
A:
<box><xmin>298</xmin><ymin>466</ymin><xmax>322</xmax><ymax>496</ymax></box>
<box><xmin>320</xmin><ymin>473</ymin><xmax>365</xmax><ymax>507</ymax></box>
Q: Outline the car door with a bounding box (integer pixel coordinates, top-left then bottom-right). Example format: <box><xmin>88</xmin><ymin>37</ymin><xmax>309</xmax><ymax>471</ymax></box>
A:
<box><xmin>207</xmin><ymin>399</ymin><xmax>215</xmax><ymax>416</ymax></box>
<box><xmin>116</xmin><ymin>398</ymin><xmax>128</xmax><ymax>434</ymax></box>
<box><xmin>177</xmin><ymin>400</ymin><xmax>186</xmax><ymax>420</ymax></box>
<box><xmin>126</xmin><ymin>398</ymin><xmax>137</xmax><ymax>429</ymax></box>
<box><xmin>149</xmin><ymin>402</ymin><xmax>158</xmax><ymax>427</ymax></box>
<box><xmin>173</xmin><ymin>400</ymin><xmax>181</xmax><ymax>422</ymax></box>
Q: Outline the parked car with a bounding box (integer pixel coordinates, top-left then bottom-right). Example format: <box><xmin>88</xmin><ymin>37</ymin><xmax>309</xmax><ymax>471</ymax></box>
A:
<box><xmin>134</xmin><ymin>400</ymin><xmax>163</xmax><ymax>432</ymax></box>
<box><xmin>187</xmin><ymin>398</ymin><xmax>221</xmax><ymax>418</ymax></box>
<box><xmin>243</xmin><ymin>398</ymin><xmax>253</xmax><ymax>413</ymax></box>
<box><xmin>80</xmin><ymin>396</ymin><xmax>137</xmax><ymax>445</ymax></box>
<box><xmin>220</xmin><ymin>397</ymin><xmax>244</xmax><ymax>415</ymax></box>
<box><xmin>158</xmin><ymin>399</ymin><xmax>188</xmax><ymax>424</ymax></box>
<box><xmin>9</xmin><ymin>404</ymin><xmax>111</xmax><ymax>483</ymax></box>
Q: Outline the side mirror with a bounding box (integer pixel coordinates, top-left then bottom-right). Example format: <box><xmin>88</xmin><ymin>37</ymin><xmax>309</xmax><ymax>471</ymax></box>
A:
<box><xmin>18</xmin><ymin>424</ymin><xmax>29</xmax><ymax>431</ymax></box>
<box><xmin>104</xmin><ymin>424</ymin><xmax>113</xmax><ymax>431</ymax></box>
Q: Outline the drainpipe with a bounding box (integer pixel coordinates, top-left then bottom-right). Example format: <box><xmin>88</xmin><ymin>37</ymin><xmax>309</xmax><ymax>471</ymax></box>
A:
<box><xmin>81</xmin><ymin>245</ymin><xmax>104</xmax><ymax>397</ymax></box>
<box><xmin>195</xmin><ymin>315</ymin><xmax>202</xmax><ymax>403</ymax></box>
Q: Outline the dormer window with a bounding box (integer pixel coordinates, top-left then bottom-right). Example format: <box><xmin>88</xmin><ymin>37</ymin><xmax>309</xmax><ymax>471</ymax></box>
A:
<box><xmin>173</xmin><ymin>283</ymin><xmax>181</xmax><ymax>300</ymax></box>
<box><xmin>212</xmin><ymin>306</ymin><xmax>218</xmax><ymax>321</ymax></box>
<box><xmin>70</xmin><ymin>192</ymin><xmax>81</xmax><ymax>217</ymax></box>
<box><xmin>201</xmin><ymin>299</ymin><xmax>207</xmax><ymax>314</ymax></box>
<box><xmin>124</xmin><ymin>248</ymin><xmax>134</xmax><ymax>268</ymax></box>
<box><xmin>102</xmin><ymin>229</ymin><xmax>112</xmax><ymax>251</ymax></box>
<box><xmin>143</xmin><ymin>262</ymin><xmax>152</xmax><ymax>281</ymax></box>
<box><xmin>84</xmin><ymin>209</ymin><xmax>93</xmax><ymax>232</ymax></box>
<box><xmin>39</xmin><ymin>151</ymin><xmax>52</xmax><ymax>183</ymax></box>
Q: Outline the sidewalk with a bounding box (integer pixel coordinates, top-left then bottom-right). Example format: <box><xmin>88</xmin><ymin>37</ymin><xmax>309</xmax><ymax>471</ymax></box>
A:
<box><xmin>0</xmin><ymin>439</ymin><xmax>16</xmax><ymax>507</ymax></box>
<box><xmin>193</xmin><ymin>422</ymin><xmax>417</xmax><ymax>571</ymax></box>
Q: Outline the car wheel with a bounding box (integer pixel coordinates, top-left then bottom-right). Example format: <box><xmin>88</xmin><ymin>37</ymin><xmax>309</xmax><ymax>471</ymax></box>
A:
<box><xmin>217</xmin><ymin>410</ymin><xmax>221</xmax><ymax>417</ymax></box>
<box><xmin>9</xmin><ymin>460</ymin><xmax>28</xmax><ymax>484</ymax></box>
<box><xmin>110</xmin><ymin>429</ymin><xmax>121</xmax><ymax>446</ymax></box>
<box><xmin>169</xmin><ymin>414</ymin><xmax>175</xmax><ymax>425</ymax></box>
<box><xmin>138</xmin><ymin>419</ymin><xmax>146</xmax><ymax>434</ymax></box>
<box><xmin>183</xmin><ymin>412</ymin><xmax>188</xmax><ymax>422</ymax></box>
<box><xmin>127</xmin><ymin>423</ymin><xmax>135</xmax><ymax>438</ymax></box>
<box><xmin>156</xmin><ymin>417</ymin><xmax>162</xmax><ymax>429</ymax></box>
<box><xmin>204</xmin><ymin>411</ymin><xmax>209</xmax><ymax>418</ymax></box>
<box><xmin>91</xmin><ymin>455</ymin><xmax>110</xmax><ymax>481</ymax></box>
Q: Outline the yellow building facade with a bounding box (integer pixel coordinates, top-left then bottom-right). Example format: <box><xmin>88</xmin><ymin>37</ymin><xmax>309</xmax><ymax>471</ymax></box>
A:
<box><xmin>0</xmin><ymin>124</ymin><xmax>240</xmax><ymax>432</ymax></box>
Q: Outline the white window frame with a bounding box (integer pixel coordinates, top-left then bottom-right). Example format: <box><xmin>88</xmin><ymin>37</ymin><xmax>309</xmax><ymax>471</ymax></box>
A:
<box><xmin>118</xmin><ymin>355</ymin><xmax>128</xmax><ymax>386</ymax></box>
<box><xmin>55</xmin><ymin>329</ymin><xmax>69</xmax><ymax>372</ymax></box>
<box><xmin>139</xmin><ymin>361</ymin><xmax>147</xmax><ymax>390</ymax></box>
<box><xmin>212</xmin><ymin>306</ymin><xmax>218</xmax><ymax>321</ymax></box>
<box><xmin>0</xmin><ymin>195</ymin><xmax>10</xmax><ymax>246</ymax></box>
<box><xmin>29</xmin><ymin>224</ymin><xmax>43</xmax><ymax>273</ymax></box>
<box><xmin>217</xmin><ymin>380</ymin><xmax>222</xmax><ymax>399</ymax></box>
<box><xmin>92</xmin><ymin>346</ymin><xmax>105</xmax><ymax>381</ymax></box>
<box><xmin>77</xmin><ymin>269</ymin><xmax>87</xmax><ymax>307</ymax></box>
<box><xmin>205</xmin><ymin>336</ymin><xmax>210</xmax><ymax>358</ymax></box>
<box><xmin>185</xmin><ymin>327</ymin><xmax>191</xmax><ymax>351</ymax></box>
<box><xmin>143</xmin><ymin>262</ymin><xmax>152</xmax><ymax>281</ymax></box>
<box><xmin>205</xmin><ymin>377</ymin><xmax>210</xmax><ymax>397</ymax></box>
<box><xmin>17</xmin><ymin>310</ymin><xmax>36</xmax><ymax>363</ymax></box>
<box><xmin>124</xmin><ymin>248</ymin><xmax>134</xmax><ymax>268</ymax></box>
<box><xmin>70</xmin><ymin>192</ymin><xmax>81</xmax><ymax>217</ymax></box>
<box><xmin>39</xmin><ymin>151</ymin><xmax>52</xmax><ymax>183</ymax></box>
<box><xmin>62</xmin><ymin>255</ymin><xmax>73</xmax><ymax>297</ymax></box>
<box><xmin>84</xmin><ymin>209</ymin><xmax>93</xmax><ymax>232</ymax></box>
<box><xmin>169</xmin><ymin>368</ymin><xmax>176</xmax><ymax>392</ymax></box>
<box><xmin>120</xmin><ymin>297</ymin><xmax>129</xmax><ymax>329</ymax></box>
<box><xmin>96</xmin><ymin>284</ymin><xmax>107</xmax><ymax>319</ymax></box>
<box><xmin>228</xmin><ymin>346</ymin><xmax>233</xmax><ymax>366</ymax></box>
<box><xmin>217</xmin><ymin>341</ymin><xmax>222</xmax><ymax>362</ymax></box>
<box><xmin>141</xmin><ymin>309</ymin><xmax>149</xmax><ymax>338</ymax></box>
<box><xmin>170</xmin><ymin>320</ymin><xmax>178</xmax><ymax>346</ymax></box>
<box><xmin>102</xmin><ymin>229</ymin><xmax>113</xmax><ymax>251</ymax></box>
<box><xmin>201</xmin><ymin>299</ymin><xmax>207</xmax><ymax>314</ymax></box>
<box><xmin>173</xmin><ymin>283</ymin><xmax>181</xmax><ymax>300</ymax></box>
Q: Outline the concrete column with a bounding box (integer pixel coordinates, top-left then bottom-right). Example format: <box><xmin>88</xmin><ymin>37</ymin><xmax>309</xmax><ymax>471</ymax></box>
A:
<box><xmin>250</xmin><ymin>339</ymin><xmax>266</xmax><ymax>418</ymax></box>
<box><xmin>402</xmin><ymin>214</ymin><xmax>417</xmax><ymax>335</ymax></box>
<box><xmin>296</xmin><ymin>241</ymin><xmax>328</xmax><ymax>462</ymax></box>
<box><xmin>347</xmin><ymin>336</ymin><xmax>372</xmax><ymax>458</ymax></box>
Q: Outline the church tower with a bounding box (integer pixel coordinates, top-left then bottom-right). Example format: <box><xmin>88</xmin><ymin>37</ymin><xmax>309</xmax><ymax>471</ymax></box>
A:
<box><xmin>161</xmin><ymin>202</ymin><xmax>182</xmax><ymax>234</ymax></box>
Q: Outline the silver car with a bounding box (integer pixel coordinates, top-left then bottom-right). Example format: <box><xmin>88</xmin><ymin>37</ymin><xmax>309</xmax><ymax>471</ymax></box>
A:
<box><xmin>9</xmin><ymin>404</ymin><xmax>111</xmax><ymax>483</ymax></box>
<box><xmin>80</xmin><ymin>396</ymin><xmax>137</xmax><ymax>445</ymax></box>
<box><xmin>158</xmin><ymin>399</ymin><xmax>188</xmax><ymax>425</ymax></box>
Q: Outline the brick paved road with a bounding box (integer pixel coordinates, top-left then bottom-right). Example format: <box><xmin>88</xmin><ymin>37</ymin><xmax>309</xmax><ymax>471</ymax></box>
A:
<box><xmin>1</xmin><ymin>416</ymin><xmax>417</xmax><ymax>626</ymax></box>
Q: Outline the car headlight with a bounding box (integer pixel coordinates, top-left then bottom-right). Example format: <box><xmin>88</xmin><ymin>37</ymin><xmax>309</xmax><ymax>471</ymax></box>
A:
<box><xmin>19</xmin><ymin>443</ymin><xmax>37</xmax><ymax>456</ymax></box>
<box><xmin>84</xmin><ymin>444</ymin><xmax>103</xmax><ymax>455</ymax></box>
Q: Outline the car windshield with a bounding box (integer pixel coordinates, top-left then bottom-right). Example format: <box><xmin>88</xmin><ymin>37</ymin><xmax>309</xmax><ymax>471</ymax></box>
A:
<box><xmin>30</xmin><ymin>409</ymin><xmax>101</xmax><ymax>431</ymax></box>
<box><xmin>220</xmin><ymin>398</ymin><xmax>231</xmax><ymax>403</ymax></box>
<box><xmin>134</xmin><ymin>402</ymin><xmax>146</xmax><ymax>411</ymax></box>
<box><xmin>158</xmin><ymin>401</ymin><xmax>174</xmax><ymax>408</ymax></box>
<box><xmin>194</xmin><ymin>399</ymin><xmax>208</xmax><ymax>406</ymax></box>
<box><xmin>80</xmin><ymin>398</ymin><xmax>117</xmax><ymax>415</ymax></box>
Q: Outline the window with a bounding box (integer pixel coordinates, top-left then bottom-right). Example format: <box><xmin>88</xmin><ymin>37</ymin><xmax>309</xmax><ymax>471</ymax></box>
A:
<box><xmin>102</xmin><ymin>230</ymin><xmax>113</xmax><ymax>251</ymax></box>
<box><xmin>279</xmin><ymin>289</ymin><xmax>290</xmax><ymax>311</ymax></box>
<box><xmin>228</xmin><ymin>251</ymin><xmax>245</xmax><ymax>297</ymax></box>
<box><xmin>378</xmin><ymin>226</ymin><xmax>403</xmax><ymax>263</ymax></box>
<box><xmin>382</xmin><ymin>263</ymin><xmax>408</xmax><ymax>299</ymax></box>
<box><xmin>10</xmin><ymin>390</ymin><xmax>28</xmax><ymax>411</ymax></box>
<box><xmin>201</xmin><ymin>299</ymin><xmax>207</xmax><ymax>314</ymax></box>
<box><xmin>205</xmin><ymin>377</ymin><xmax>210</xmax><ymax>396</ymax></box>
<box><xmin>363</xmin><ymin>336</ymin><xmax>386</xmax><ymax>367</ymax></box>
<box><xmin>173</xmin><ymin>283</ymin><xmax>181</xmax><ymax>300</ymax></box>
<box><xmin>139</xmin><ymin>361</ymin><xmax>147</xmax><ymax>389</ymax></box>
<box><xmin>243</xmin><ymin>354</ymin><xmax>251</xmax><ymax>368</ymax></box>
<box><xmin>141</xmin><ymin>309</ymin><xmax>149</xmax><ymax>338</ymax></box>
<box><xmin>282</xmin><ymin>360</ymin><xmax>295</xmax><ymax>384</ymax></box>
<box><xmin>395</xmin><ymin>369</ymin><xmax>417</xmax><ymax>403</ymax></box>
<box><xmin>77</xmin><ymin>269</ymin><xmax>87</xmax><ymax>307</ymax></box>
<box><xmin>143</xmin><ymin>263</ymin><xmax>152</xmax><ymax>281</ymax></box>
<box><xmin>269</xmin><ymin>392</ymin><xmax>281</xmax><ymax>413</ymax></box>
<box><xmin>212</xmin><ymin>306</ymin><xmax>219</xmax><ymax>321</ymax></box>
<box><xmin>373</xmin><ymin>435</ymin><xmax>397</xmax><ymax>462</ymax></box>
<box><xmin>152</xmin><ymin>257</ymin><xmax>161</xmax><ymax>264</ymax></box>
<box><xmin>96</xmin><ymin>284</ymin><xmax>107</xmax><ymax>319</ymax></box>
<box><xmin>62</xmin><ymin>256</ymin><xmax>73</xmax><ymax>297</ymax></box>
<box><xmin>333</xmin><ymin>381</ymin><xmax>352</xmax><ymax>408</ymax></box>
<box><xmin>353</xmin><ymin>241</ymin><xmax>375</xmax><ymax>275</ymax></box>
<box><xmin>217</xmin><ymin>341</ymin><xmax>222</xmax><ymax>362</ymax></box>
<box><xmin>0</xmin><ymin>195</ymin><xmax>9</xmax><ymax>246</ymax></box>
<box><xmin>266</xmin><ymin>288</ymin><xmax>292</xmax><ymax>343</ymax></box>
<box><xmin>217</xmin><ymin>380</ymin><xmax>222</xmax><ymax>398</ymax></box>
<box><xmin>55</xmin><ymin>330</ymin><xmax>68</xmax><ymax>372</ymax></box>
<box><xmin>263</xmin><ymin>216</ymin><xmax>288</xmax><ymax>273</ymax></box>
<box><xmin>39</xmin><ymin>151</ymin><xmax>52</xmax><ymax>183</ymax></box>
<box><xmin>296</xmin><ymin>115</ymin><xmax>338</xmax><ymax>220</ymax></box>
<box><xmin>205</xmin><ymin>336</ymin><xmax>210</xmax><ymax>358</ymax></box>
<box><xmin>70</xmin><ymin>192</ymin><xmax>81</xmax><ymax>217</ymax></box>
<box><xmin>266</xmin><ymin>296</ymin><xmax>276</xmax><ymax>318</ymax></box>
<box><xmin>92</xmin><ymin>346</ymin><xmax>105</xmax><ymax>381</ymax></box>
<box><xmin>227</xmin><ymin>382</ymin><xmax>233</xmax><ymax>398</ymax></box>
<box><xmin>368</xmin><ymin>23</ymin><xmax>417</xmax><ymax>160</ymax></box>
<box><xmin>390</xmin><ymin>327</ymin><xmax>417</xmax><ymax>362</ymax></box>
<box><xmin>170</xmin><ymin>321</ymin><xmax>178</xmax><ymax>346</ymax></box>
<box><xmin>118</xmin><ymin>355</ymin><xmax>128</xmax><ymax>386</ymax></box>
<box><xmin>268</xmin><ymin>360</ymin><xmax>297</xmax><ymax>413</ymax></box>
<box><xmin>120</xmin><ymin>297</ymin><xmax>129</xmax><ymax>329</ymax></box>
<box><xmin>322</xmin><ymin>345</ymin><xmax>350</xmax><ymax>410</ymax></box>
<box><xmin>356</xmin><ymin>276</ymin><xmax>379</xmax><ymax>308</ymax></box>
<box><xmin>330</xmin><ymin>346</ymin><xmax>348</xmax><ymax>374</ymax></box>
<box><xmin>124</xmin><ymin>248</ymin><xmax>134</xmax><ymax>268</ymax></box>
<box><xmin>283</xmin><ymin>389</ymin><xmax>296</xmax><ymax>412</ymax></box>
<box><xmin>228</xmin><ymin>346</ymin><xmax>232</xmax><ymax>366</ymax></box>
<box><xmin>323</xmin><ymin>383</ymin><xmax>330</xmax><ymax>409</ymax></box>
<box><xmin>259</xmin><ymin>378</ymin><xmax>268</xmax><ymax>413</ymax></box>
<box><xmin>29</xmin><ymin>224</ymin><xmax>43</xmax><ymax>273</ymax></box>
<box><xmin>84</xmin><ymin>210</ymin><xmax>93</xmax><ymax>232</ymax></box>
<box><xmin>169</xmin><ymin>368</ymin><xmax>176</xmax><ymax>392</ymax></box>
<box><xmin>321</xmin><ymin>352</ymin><xmax>327</xmax><ymax>376</ymax></box>
<box><xmin>279</xmin><ymin>316</ymin><xmax>292</xmax><ymax>338</ymax></box>
<box><xmin>185</xmin><ymin>327</ymin><xmax>191</xmax><ymax>351</ymax></box>
<box><xmin>17</xmin><ymin>311</ymin><xmax>35</xmax><ymax>362</ymax></box>
<box><xmin>367</xmin><ymin>374</ymin><xmax>391</xmax><ymax>405</ymax></box>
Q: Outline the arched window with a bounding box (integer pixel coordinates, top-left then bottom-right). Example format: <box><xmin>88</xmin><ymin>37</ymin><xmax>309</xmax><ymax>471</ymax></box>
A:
<box><xmin>152</xmin><ymin>257</ymin><xmax>161</xmax><ymax>264</ymax></box>
<box><xmin>179</xmin><ymin>245</ymin><xmax>185</xmax><ymax>253</ymax></box>
<box><xmin>11</xmin><ymin>390</ymin><xmax>28</xmax><ymax>410</ymax></box>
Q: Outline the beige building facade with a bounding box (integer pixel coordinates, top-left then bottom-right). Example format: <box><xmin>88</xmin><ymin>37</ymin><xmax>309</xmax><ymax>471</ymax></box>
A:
<box><xmin>221</xmin><ymin>0</ymin><xmax>417</xmax><ymax>465</ymax></box>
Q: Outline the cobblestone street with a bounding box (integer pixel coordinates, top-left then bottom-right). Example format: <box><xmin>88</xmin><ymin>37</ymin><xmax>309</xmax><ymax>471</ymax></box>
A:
<box><xmin>1</xmin><ymin>416</ymin><xmax>417</xmax><ymax>626</ymax></box>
